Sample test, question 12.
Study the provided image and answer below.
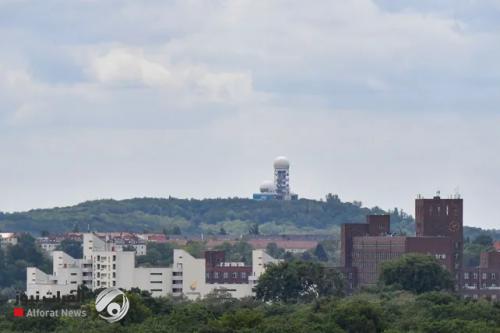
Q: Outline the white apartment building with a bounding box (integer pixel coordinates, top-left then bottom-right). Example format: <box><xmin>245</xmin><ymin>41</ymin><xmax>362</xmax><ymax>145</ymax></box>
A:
<box><xmin>172</xmin><ymin>248</ymin><xmax>281</xmax><ymax>300</ymax></box>
<box><xmin>27</xmin><ymin>233</ymin><xmax>280</xmax><ymax>300</ymax></box>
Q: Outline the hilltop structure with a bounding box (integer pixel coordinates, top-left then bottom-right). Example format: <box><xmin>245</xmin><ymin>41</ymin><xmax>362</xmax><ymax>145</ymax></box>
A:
<box><xmin>253</xmin><ymin>156</ymin><xmax>298</xmax><ymax>201</ymax></box>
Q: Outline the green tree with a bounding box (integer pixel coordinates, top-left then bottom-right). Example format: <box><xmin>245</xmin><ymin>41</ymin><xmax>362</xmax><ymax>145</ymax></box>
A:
<box><xmin>266</xmin><ymin>242</ymin><xmax>285</xmax><ymax>259</ymax></box>
<box><xmin>473</xmin><ymin>234</ymin><xmax>493</xmax><ymax>246</ymax></box>
<box><xmin>171</xmin><ymin>226</ymin><xmax>182</xmax><ymax>235</ymax></box>
<box><xmin>332</xmin><ymin>299</ymin><xmax>386</xmax><ymax>333</ymax></box>
<box><xmin>255</xmin><ymin>260</ymin><xmax>344</xmax><ymax>302</ymax></box>
<box><xmin>313</xmin><ymin>243</ymin><xmax>328</xmax><ymax>262</ymax></box>
<box><xmin>379</xmin><ymin>254</ymin><xmax>454</xmax><ymax>294</ymax></box>
<box><xmin>56</xmin><ymin>239</ymin><xmax>83</xmax><ymax>258</ymax></box>
<box><xmin>136</xmin><ymin>242</ymin><xmax>175</xmax><ymax>267</ymax></box>
<box><xmin>249</xmin><ymin>223</ymin><xmax>260</xmax><ymax>235</ymax></box>
<box><xmin>218</xmin><ymin>227</ymin><xmax>227</xmax><ymax>235</ymax></box>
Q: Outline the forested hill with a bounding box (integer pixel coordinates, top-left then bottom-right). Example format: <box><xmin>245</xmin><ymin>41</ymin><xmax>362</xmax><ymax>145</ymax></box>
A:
<box><xmin>0</xmin><ymin>195</ymin><xmax>414</xmax><ymax>235</ymax></box>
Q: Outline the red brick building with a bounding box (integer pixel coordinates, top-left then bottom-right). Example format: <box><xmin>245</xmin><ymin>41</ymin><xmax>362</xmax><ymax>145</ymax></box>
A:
<box><xmin>341</xmin><ymin>195</ymin><xmax>462</xmax><ymax>289</ymax></box>
<box><xmin>204</xmin><ymin>251</ymin><xmax>252</xmax><ymax>284</ymax></box>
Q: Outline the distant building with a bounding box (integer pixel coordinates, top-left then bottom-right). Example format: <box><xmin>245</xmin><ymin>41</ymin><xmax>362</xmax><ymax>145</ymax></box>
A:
<box><xmin>461</xmin><ymin>252</ymin><xmax>500</xmax><ymax>300</ymax></box>
<box><xmin>415</xmin><ymin>195</ymin><xmax>463</xmax><ymax>285</ymax></box>
<box><xmin>340</xmin><ymin>194</ymin><xmax>500</xmax><ymax>300</ymax></box>
<box><xmin>36</xmin><ymin>232</ymin><xmax>146</xmax><ymax>256</ymax></box>
<box><xmin>0</xmin><ymin>233</ymin><xmax>18</xmax><ymax>248</ymax></box>
<box><xmin>253</xmin><ymin>156</ymin><xmax>298</xmax><ymax>201</ymax></box>
<box><xmin>27</xmin><ymin>233</ymin><xmax>280</xmax><ymax>300</ymax></box>
<box><xmin>341</xmin><ymin>195</ymin><xmax>462</xmax><ymax>290</ymax></box>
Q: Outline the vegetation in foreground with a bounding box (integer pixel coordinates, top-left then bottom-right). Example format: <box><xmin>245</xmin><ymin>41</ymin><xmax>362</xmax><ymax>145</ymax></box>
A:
<box><xmin>1</xmin><ymin>254</ymin><xmax>499</xmax><ymax>333</ymax></box>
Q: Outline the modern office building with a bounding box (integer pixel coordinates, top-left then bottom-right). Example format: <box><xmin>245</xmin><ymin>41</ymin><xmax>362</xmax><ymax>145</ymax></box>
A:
<box><xmin>253</xmin><ymin>156</ymin><xmax>298</xmax><ymax>201</ymax></box>
<box><xmin>27</xmin><ymin>233</ymin><xmax>280</xmax><ymax>300</ymax></box>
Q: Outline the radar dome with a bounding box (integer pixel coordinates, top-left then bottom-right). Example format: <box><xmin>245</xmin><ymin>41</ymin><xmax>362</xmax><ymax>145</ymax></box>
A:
<box><xmin>273</xmin><ymin>156</ymin><xmax>290</xmax><ymax>169</ymax></box>
<box><xmin>260</xmin><ymin>181</ymin><xmax>276</xmax><ymax>193</ymax></box>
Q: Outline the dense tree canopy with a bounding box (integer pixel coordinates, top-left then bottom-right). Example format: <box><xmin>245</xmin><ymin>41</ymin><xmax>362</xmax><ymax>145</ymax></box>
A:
<box><xmin>255</xmin><ymin>260</ymin><xmax>344</xmax><ymax>302</ymax></box>
<box><xmin>3</xmin><ymin>288</ymin><xmax>500</xmax><ymax>333</ymax></box>
<box><xmin>0</xmin><ymin>196</ymin><xmax>414</xmax><ymax>235</ymax></box>
<box><xmin>0</xmin><ymin>234</ymin><xmax>51</xmax><ymax>291</ymax></box>
<box><xmin>379</xmin><ymin>254</ymin><xmax>454</xmax><ymax>294</ymax></box>
<box><xmin>464</xmin><ymin>234</ymin><xmax>494</xmax><ymax>267</ymax></box>
<box><xmin>56</xmin><ymin>239</ymin><xmax>83</xmax><ymax>259</ymax></box>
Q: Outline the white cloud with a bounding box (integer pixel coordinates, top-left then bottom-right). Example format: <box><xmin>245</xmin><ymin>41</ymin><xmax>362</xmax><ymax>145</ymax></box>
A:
<box><xmin>89</xmin><ymin>48</ymin><xmax>174</xmax><ymax>87</ymax></box>
<box><xmin>0</xmin><ymin>0</ymin><xmax>500</xmax><ymax>228</ymax></box>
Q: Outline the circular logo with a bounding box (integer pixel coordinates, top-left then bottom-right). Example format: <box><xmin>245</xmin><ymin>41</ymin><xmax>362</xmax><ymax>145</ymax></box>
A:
<box><xmin>95</xmin><ymin>288</ymin><xmax>129</xmax><ymax>323</ymax></box>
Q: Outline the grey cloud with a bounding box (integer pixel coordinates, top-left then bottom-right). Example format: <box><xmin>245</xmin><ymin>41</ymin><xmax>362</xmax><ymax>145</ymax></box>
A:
<box><xmin>0</xmin><ymin>0</ymin><xmax>499</xmax><ymax>228</ymax></box>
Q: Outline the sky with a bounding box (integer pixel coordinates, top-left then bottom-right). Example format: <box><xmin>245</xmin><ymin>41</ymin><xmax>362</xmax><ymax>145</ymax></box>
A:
<box><xmin>0</xmin><ymin>0</ymin><xmax>500</xmax><ymax>228</ymax></box>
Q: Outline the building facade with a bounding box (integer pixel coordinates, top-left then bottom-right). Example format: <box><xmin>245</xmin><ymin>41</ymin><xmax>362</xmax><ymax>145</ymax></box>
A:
<box><xmin>0</xmin><ymin>232</ymin><xmax>19</xmax><ymax>248</ymax></box>
<box><xmin>27</xmin><ymin>233</ymin><xmax>280</xmax><ymax>300</ymax></box>
<box><xmin>341</xmin><ymin>194</ymin><xmax>500</xmax><ymax>300</ymax></box>
<box><xmin>416</xmin><ymin>195</ymin><xmax>463</xmax><ymax>288</ymax></box>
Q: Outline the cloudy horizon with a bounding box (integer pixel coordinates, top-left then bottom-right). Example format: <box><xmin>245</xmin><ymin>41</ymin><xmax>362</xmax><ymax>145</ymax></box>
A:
<box><xmin>1</xmin><ymin>0</ymin><xmax>500</xmax><ymax>228</ymax></box>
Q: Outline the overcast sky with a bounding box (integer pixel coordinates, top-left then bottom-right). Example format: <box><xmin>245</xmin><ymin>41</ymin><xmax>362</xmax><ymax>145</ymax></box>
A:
<box><xmin>1</xmin><ymin>0</ymin><xmax>499</xmax><ymax>228</ymax></box>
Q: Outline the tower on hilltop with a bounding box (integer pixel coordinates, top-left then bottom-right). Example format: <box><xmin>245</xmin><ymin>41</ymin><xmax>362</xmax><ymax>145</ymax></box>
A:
<box><xmin>253</xmin><ymin>156</ymin><xmax>298</xmax><ymax>201</ymax></box>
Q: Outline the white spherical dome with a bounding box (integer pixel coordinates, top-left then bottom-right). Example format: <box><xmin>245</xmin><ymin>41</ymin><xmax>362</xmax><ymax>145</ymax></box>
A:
<box><xmin>273</xmin><ymin>156</ymin><xmax>290</xmax><ymax>169</ymax></box>
<box><xmin>260</xmin><ymin>181</ymin><xmax>276</xmax><ymax>193</ymax></box>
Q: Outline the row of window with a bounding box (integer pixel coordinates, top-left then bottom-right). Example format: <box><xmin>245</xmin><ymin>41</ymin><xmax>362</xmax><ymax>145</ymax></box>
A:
<box><xmin>464</xmin><ymin>283</ymin><xmax>498</xmax><ymax>288</ymax></box>
<box><xmin>464</xmin><ymin>272</ymin><xmax>497</xmax><ymax>280</ymax></box>
<box><xmin>95</xmin><ymin>264</ymin><xmax>116</xmax><ymax>270</ymax></box>
<box><xmin>206</xmin><ymin>272</ymin><xmax>247</xmax><ymax>279</ymax></box>
<box><xmin>95</xmin><ymin>255</ymin><xmax>117</xmax><ymax>262</ymax></box>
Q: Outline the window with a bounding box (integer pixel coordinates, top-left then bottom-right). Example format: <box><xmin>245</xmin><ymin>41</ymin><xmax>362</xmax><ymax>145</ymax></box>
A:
<box><xmin>150</xmin><ymin>289</ymin><xmax>162</xmax><ymax>292</ymax></box>
<box><xmin>150</xmin><ymin>281</ymin><xmax>163</xmax><ymax>284</ymax></box>
<box><xmin>223</xmin><ymin>272</ymin><xmax>229</xmax><ymax>279</ymax></box>
<box><xmin>214</xmin><ymin>272</ymin><xmax>219</xmax><ymax>279</ymax></box>
<box><xmin>241</xmin><ymin>272</ymin><xmax>247</xmax><ymax>279</ymax></box>
<box><xmin>71</xmin><ymin>273</ymin><xmax>77</xmax><ymax>276</ymax></box>
<box><xmin>172</xmin><ymin>288</ymin><xmax>182</xmax><ymax>293</ymax></box>
<box><xmin>464</xmin><ymin>272</ymin><xmax>469</xmax><ymax>280</ymax></box>
<box><xmin>232</xmin><ymin>272</ymin><xmax>237</xmax><ymax>278</ymax></box>
<box><xmin>150</xmin><ymin>272</ymin><xmax>162</xmax><ymax>276</ymax></box>
<box><xmin>173</xmin><ymin>272</ymin><xmax>182</xmax><ymax>276</ymax></box>
<box><xmin>113</xmin><ymin>264</ymin><xmax>116</xmax><ymax>270</ymax></box>
<box><xmin>113</xmin><ymin>255</ymin><xmax>116</xmax><ymax>261</ymax></box>
<box><xmin>492</xmin><ymin>273</ymin><xmax>496</xmax><ymax>279</ymax></box>
<box><xmin>173</xmin><ymin>280</ymin><xmax>182</xmax><ymax>284</ymax></box>
<box><xmin>482</xmin><ymin>273</ymin><xmax>487</xmax><ymax>280</ymax></box>
<box><xmin>206</xmin><ymin>272</ymin><xmax>210</xmax><ymax>279</ymax></box>
<box><xmin>473</xmin><ymin>273</ymin><xmax>478</xmax><ymax>279</ymax></box>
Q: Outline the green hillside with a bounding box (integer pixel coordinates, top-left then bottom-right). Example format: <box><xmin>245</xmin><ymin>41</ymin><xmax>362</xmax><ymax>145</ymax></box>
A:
<box><xmin>0</xmin><ymin>194</ymin><xmax>414</xmax><ymax>236</ymax></box>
